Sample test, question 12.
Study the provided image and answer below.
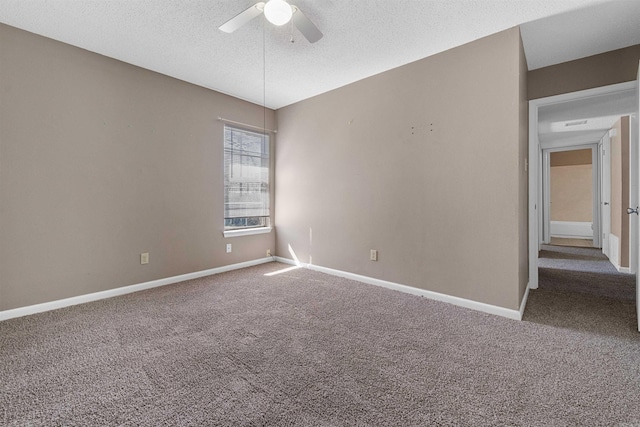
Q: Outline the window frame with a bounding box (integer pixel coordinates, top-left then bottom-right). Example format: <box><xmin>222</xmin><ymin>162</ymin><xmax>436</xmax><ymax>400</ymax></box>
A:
<box><xmin>222</xmin><ymin>125</ymin><xmax>273</xmax><ymax>238</ymax></box>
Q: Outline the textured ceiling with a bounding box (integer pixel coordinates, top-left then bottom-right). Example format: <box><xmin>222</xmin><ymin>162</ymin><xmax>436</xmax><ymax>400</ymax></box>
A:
<box><xmin>1</xmin><ymin>0</ymin><xmax>639</xmax><ymax>109</ymax></box>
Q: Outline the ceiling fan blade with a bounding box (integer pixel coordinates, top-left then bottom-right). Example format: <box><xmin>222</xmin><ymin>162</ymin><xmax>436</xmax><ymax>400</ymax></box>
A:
<box><xmin>219</xmin><ymin>2</ymin><xmax>265</xmax><ymax>33</ymax></box>
<box><xmin>292</xmin><ymin>7</ymin><xmax>323</xmax><ymax>43</ymax></box>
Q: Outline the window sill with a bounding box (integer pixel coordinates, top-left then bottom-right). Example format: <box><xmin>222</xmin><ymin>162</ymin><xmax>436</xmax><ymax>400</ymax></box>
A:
<box><xmin>223</xmin><ymin>227</ymin><xmax>273</xmax><ymax>238</ymax></box>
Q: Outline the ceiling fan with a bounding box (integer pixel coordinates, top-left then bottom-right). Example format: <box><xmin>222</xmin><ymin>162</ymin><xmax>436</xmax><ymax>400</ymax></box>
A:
<box><xmin>219</xmin><ymin>0</ymin><xmax>323</xmax><ymax>43</ymax></box>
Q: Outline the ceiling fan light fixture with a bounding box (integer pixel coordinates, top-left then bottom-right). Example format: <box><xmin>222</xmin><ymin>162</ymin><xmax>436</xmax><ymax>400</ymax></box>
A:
<box><xmin>264</xmin><ymin>0</ymin><xmax>293</xmax><ymax>26</ymax></box>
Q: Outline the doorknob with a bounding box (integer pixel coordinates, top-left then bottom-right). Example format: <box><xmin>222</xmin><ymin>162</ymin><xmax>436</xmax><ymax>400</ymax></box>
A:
<box><xmin>627</xmin><ymin>207</ymin><xmax>639</xmax><ymax>215</ymax></box>
<box><xmin>604</xmin><ymin>202</ymin><xmax>609</xmax><ymax>205</ymax></box>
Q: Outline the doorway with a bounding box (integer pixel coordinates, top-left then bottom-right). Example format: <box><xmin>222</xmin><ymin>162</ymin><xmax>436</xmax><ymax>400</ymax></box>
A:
<box><xmin>542</xmin><ymin>146</ymin><xmax>599</xmax><ymax>248</ymax></box>
<box><xmin>529</xmin><ymin>81</ymin><xmax>640</xmax><ymax>331</ymax></box>
<box><xmin>528</xmin><ymin>81</ymin><xmax>637</xmax><ymax>287</ymax></box>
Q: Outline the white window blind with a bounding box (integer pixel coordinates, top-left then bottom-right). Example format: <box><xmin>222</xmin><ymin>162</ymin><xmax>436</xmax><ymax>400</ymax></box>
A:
<box><xmin>224</xmin><ymin>126</ymin><xmax>270</xmax><ymax>229</ymax></box>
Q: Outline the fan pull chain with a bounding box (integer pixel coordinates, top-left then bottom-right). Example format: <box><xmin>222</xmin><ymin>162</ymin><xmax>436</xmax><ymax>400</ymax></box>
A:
<box><xmin>290</xmin><ymin>17</ymin><xmax>295</xmax><ymax>43</ymax></box>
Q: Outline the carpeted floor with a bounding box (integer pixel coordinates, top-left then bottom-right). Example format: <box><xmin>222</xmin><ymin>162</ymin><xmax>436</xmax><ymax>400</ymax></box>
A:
<box><xmin>1</xmin><ymin>261</ymin><xmax>639</xmax><ymax>426</ymax></box>
<box><xmin>538</xmin><ymin>244</ymin><xmax>636</xmax><ymax>301</ymax></box>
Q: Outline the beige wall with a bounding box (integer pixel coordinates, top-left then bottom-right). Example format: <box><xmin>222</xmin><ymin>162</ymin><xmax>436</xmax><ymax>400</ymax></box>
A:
<box><xmin>0</xmin><ymin>24</ymin><xmax>276</xmax><ymax>311</ymax></box>
<box><xmin>610</xmin><ymin>116</ymin><xmax>631</xmax><ymax>267</ymax></box>
<box><xmin>550</xmin><ymin>165</ymin><xmax>593</xmax><ymax>222</ymax></box>
<box><xmin>275</xmin><ymin>27</ymin><xmax>527</xmax><ymax>310</ymax></box>
<box><xmin>551</xmin><ymin>149</ymin><xmax>592</xmax><ymax>167</ymax></box>
<box><xmin>528</xmin><ymin>44</ymin><xmax>640</xmax><ymax>100</ymax></box>
<box><xmin>550</xmin><ymin>149</ymin><xmax>592</xmax><ymax>222</ymax></box>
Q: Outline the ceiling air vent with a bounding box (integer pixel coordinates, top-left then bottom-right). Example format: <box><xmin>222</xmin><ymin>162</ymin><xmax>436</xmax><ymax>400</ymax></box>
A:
<box><xmin>565</xmin><ymin>120</ymin><xmax>587</xmax><ymax>127</ymax></box>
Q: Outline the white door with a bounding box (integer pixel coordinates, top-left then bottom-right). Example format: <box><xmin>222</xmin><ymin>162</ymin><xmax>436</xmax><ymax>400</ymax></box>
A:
<box><xmin>634</xmin><ymin>61</ymin><xmax>640</xmax><ymax>332</ymax></box>
<box><xmin>602</xmin><ymin>134</ymin><xmax>611</xmax><ymax>257</ymax></box>
<box><xmin>591</xmin><ymin>146</ymin><xmax>601</xmax><ymax>248</ymax></box>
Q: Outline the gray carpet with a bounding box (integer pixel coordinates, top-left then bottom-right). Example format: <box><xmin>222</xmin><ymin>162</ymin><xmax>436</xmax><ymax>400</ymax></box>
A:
<box><xmin>1</xmin><ymin>262</ymin><xmax>639</xmax><ymax>426</ymax></box>
<box><xmin>539</xmin><ymin>244</ymin><xmax>636</xmax><ymax>301</ymax></box>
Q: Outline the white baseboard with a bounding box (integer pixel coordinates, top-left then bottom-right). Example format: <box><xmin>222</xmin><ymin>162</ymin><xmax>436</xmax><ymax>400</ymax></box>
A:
<box><xmin>550</xmin><ymin>221</ymin><xmax>593</xmax><ymax>239</ymax></box>
<box><xmin>519</xmin><ymin>282</ymin><xmax>531</xmax><ymax>320</ymax></box>
<box><xmin>274</xmin><ymin>257</ymin><xmax>526</xmax><ymax>321</ymax></box>
<box><xmin>607</xmin><ymin>234</ymin><xmax>631</xmax><ymax>273</ymax></box>
<box><xmin>610</xmin><ymin>259</ymin><xmax>631</xmax><ymax>274</ymax></box>
<box><xmin>0</xmin><ymin>257</ymin><xmax>275</xmax><ymax>322</ymax></box>
<box><xmin>609</xmin><ymin>234</ymin><xmax>620</xmax><ymax>267</ymax></box>
<box><xmin>610</xmin><ymin>259</ymin><xmax>632</xmax><ymax>274</ymax></box>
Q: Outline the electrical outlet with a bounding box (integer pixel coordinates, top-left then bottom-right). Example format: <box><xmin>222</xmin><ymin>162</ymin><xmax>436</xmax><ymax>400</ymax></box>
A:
<box><xmin>370</xmin><ymin>249</ymin><xmax>378</xmax><ymax>261</ymax></box>
<box><xmin>266</xmin><ymin>249</ymin><xmax>272</xmax><ymax>257</ymax></box>
<box><xmin>226</xmin><ymin>243</ymin><xmax>232</xmax><ymax>253</ymax></box>
<box><xmin>140</xmin><ymin>252</ymin><xmax>149</xmax><ymax>265</ymax></box>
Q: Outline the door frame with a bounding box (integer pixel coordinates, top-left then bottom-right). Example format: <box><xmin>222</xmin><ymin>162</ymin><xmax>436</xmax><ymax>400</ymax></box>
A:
<box><xmin>541</xmin><ymin>144</ymin><xmax>600</xmax><ymax>247</ymax></box>
<box><xmin>528</xmin><ymin>81</ymin><xmax>637</xmax><ymax>290</ymax></box>
<box><xmin>634</xmin><ymin>60</ymin><xmax>640</xmax><ymax>332</ymax></box>
<box><xmin>601</xmin><ymin>133</ymin><xmax>611</xmax><ymax>257</ymax></box>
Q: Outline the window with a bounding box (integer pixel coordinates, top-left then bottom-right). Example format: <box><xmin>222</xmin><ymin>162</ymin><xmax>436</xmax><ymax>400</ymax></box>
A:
<box><xmin>224</xmin><ymin>125</ymin><xmax>270</xmax><ymax>232</ymax></box>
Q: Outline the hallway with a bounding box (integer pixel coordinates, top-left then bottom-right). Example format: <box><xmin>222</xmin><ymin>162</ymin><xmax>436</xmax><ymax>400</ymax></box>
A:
<box><xmin>523</xmin><ymin>244</ymin><xmax>638</xmax><ymax>335</ymax></box>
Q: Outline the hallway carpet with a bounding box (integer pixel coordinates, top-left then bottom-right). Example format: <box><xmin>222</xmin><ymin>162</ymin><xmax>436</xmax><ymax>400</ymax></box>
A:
<box><xmin>1</xmin><ymin>262</ymin><xmax>639</xmax><ymax>426</ymax></box>
<box><xmin>538</xmin><ymin>244</ymin><xmax>636</xmax><ymax>301</ymax></box>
